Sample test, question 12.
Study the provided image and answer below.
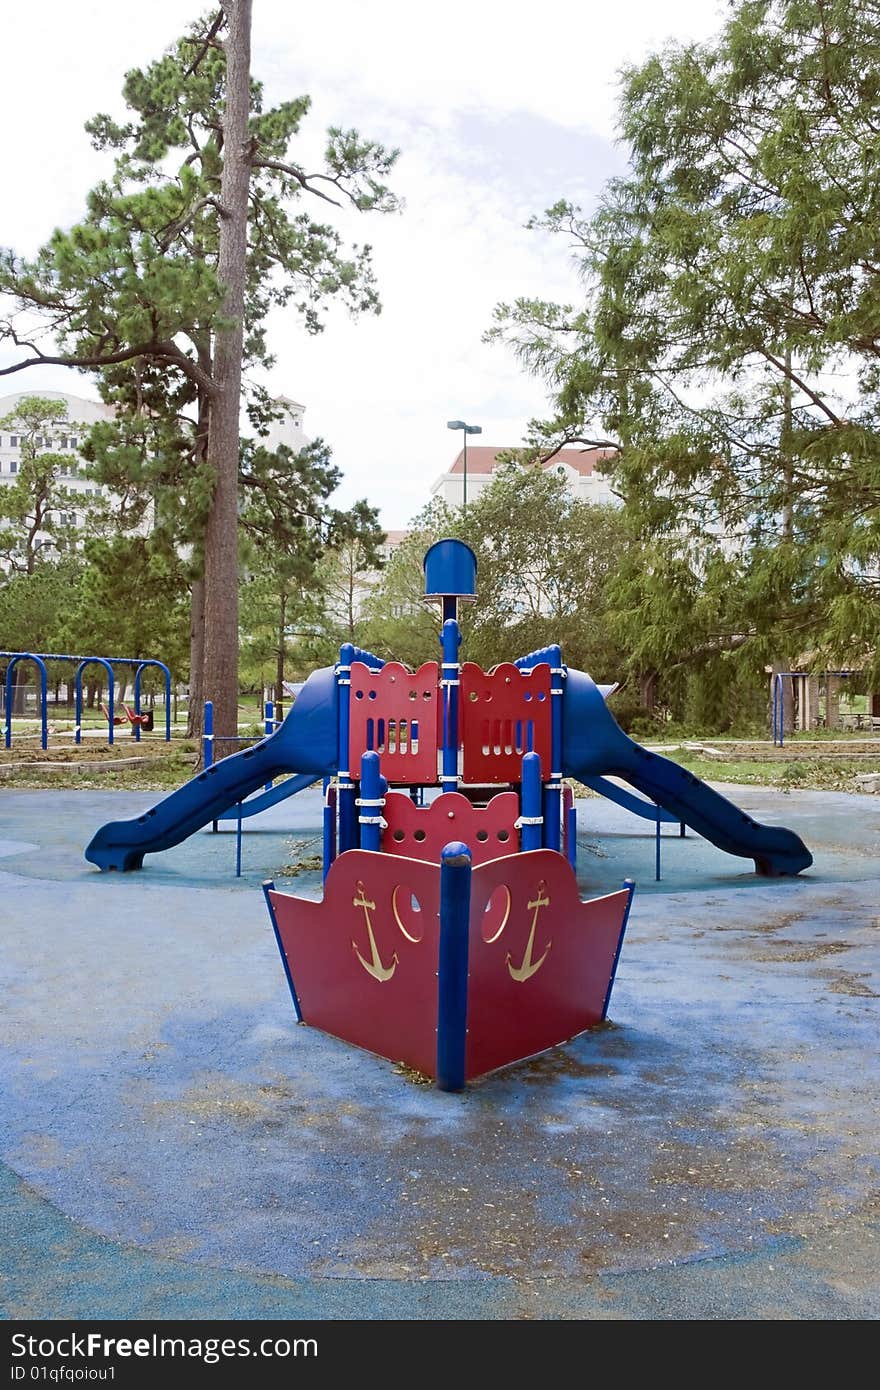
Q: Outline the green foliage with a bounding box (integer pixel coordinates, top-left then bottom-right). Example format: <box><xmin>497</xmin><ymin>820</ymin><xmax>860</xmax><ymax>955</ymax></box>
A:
<box><xmin>363</xmin><ymin>470</ymin><xmax>634</xmax><ymax>683</ymax></box>
<box><xmin>308</xmin><ymin>500</ymin><xmax>387</xmax><ymax>659</ymax></box>
<box><xmin>0</xmin><ymin>397</ymin><xmax>107</xmax><ymax>574</ymax></box>
<box><xmin>489</xmin><ymin>0</ymin><xmax>880</xmax><ymax>685</ymax></box>
<box><xmin>61</xmin><ymin>536</ymin><xmax>190</xmax><ymax>680</ymax></box>
<box><xmin>238</xmin><ymin>440</ymin><xmax>384</xmax><ymax>689</ymax></box>
<box><xmin>0</xmin><ymin>559</ymin><xmax>84</xmax><ymax>655</ymax></box>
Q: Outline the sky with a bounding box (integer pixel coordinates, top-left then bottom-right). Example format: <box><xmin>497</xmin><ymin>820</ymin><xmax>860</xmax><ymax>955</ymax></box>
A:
<box><xmin>0</xmin><ymin>0</ymin><xmax>727</xmax><ymax>527</ymax></box>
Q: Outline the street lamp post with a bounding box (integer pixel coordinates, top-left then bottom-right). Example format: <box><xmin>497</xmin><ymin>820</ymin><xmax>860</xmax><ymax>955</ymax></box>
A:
<box><xmin>447</xmin><ymin>420</ymin><xmax>482</xmax><ymax>514</ymax></box>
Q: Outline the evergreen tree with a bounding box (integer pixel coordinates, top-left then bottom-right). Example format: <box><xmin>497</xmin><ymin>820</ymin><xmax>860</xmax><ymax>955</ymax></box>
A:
<box><xmin>489</xmin><ymin>0</ymin><xmax>880</xmax><ymax>687</ymax></box>
<box><xmin>0</xmin><ymin>3</ymin><xmax>399</xmax><ymax>740</ymax></box>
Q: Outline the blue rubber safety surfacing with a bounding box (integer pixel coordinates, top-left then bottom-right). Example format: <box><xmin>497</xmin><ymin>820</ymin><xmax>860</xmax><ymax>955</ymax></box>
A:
<box><xmin>1</xmin><ymin>785</ymin><xmax>879</xmax><ymax>1319</ymax></box>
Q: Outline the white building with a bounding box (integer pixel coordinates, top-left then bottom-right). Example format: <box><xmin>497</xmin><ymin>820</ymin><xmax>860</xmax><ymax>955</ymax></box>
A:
<box><xmin>261</xmin><ymin>395</ymin><xmax>309</xmax><ymax>454</ymax></box>
<box><xmin>0</xmin><ymin>390</ymin><xmax>116</xmax><ymax>528</ymax></box>
<box><xmin>431</xmin><ymin>445</ymin><xmax>618</xmax><ymax>508</ymax></box>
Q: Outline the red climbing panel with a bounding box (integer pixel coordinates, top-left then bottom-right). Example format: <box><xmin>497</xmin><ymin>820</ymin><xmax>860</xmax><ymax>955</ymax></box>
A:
<box><xmin>348</xmin><ymin>660</ymin><xmax>440</xmax><ymax>784</ymax></box>
<box><xmin>460</xmin><ymin>662</ymin><xmax>552</xmax><ymax>784</ymax></box>
<box><xmin>382</xmin><ymin>790</ymin><xmax>520</xmax><ymax>865</ymax></box>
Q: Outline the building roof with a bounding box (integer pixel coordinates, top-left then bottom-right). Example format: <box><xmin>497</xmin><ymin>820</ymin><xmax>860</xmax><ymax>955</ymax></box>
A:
<box><xmin>0</xmin><ymin>390</ymin><xmax>116</xmax><ymax>422</ymax></box>
<box><xmin>447</xmin><ymin>445</ymin><xmax>616</xmax><ymax>476</ymax></box>
<box><xmin>382</xmin><ymin>529</ymin><xmax>410</xmax><ymax>545</ymax></box>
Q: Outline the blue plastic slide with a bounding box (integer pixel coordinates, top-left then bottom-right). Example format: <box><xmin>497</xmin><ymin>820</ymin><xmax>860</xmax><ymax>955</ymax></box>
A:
<box><xmin>85</xmin><ymin>668</ymin><xmax>338</xmax><ymax>871</ymax></box>
<box><xmin>562</xmin><ymin>669</ymin><xmax>812</xmax><ymax>877</ymax></box>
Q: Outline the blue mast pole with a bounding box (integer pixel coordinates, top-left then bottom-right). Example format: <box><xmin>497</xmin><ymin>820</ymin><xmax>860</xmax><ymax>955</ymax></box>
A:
<box><xmin>544</xmin><ymin>643</ymin><xmax>563</xmax><ymax>852</ymax></box>
<box><xmin>337</xmin><ymin>642</ymin><xmax>358</xmax><ymax>853</ymax></box>
<box><xmin>440</xmin><ymin>614</ymin><xmax>461</xmax><ymax>795</ymax></box>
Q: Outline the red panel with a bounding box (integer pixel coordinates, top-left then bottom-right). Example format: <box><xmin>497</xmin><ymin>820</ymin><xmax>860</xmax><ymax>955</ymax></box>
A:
<box><xmin>382</xmin><ymin>790</ymin><xmax>520</xmax><ymax>865</ymax></box>
<box><xmin>269</xmin><ymin>850</ymin><xmax>441</xmax><ymax>1077</ymax></box>
<box><xmin>460</xmin><ymin>662</ymin><xmax>552</xmax><ymax>784</ymax></box>
<box><xmin>464</xmin><ymin>851</ymin><xmax>629</xmax><ymax>1081</ymax></box>
<box><xmin>348</xmin><ymin>661</ymin><xmax>439</xmax><ymax>784</ymax></box>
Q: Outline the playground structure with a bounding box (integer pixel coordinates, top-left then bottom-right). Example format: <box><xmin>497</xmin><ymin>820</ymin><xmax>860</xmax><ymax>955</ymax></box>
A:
<box><xmin>1</xmin><ymin>652</ymin><xmax>172</xmax><ymax>750</ymax></box>
<box><xmin>85</xmin><ymin>540</ymin><xmax>813</xmax><ymax>1089</ymax></box>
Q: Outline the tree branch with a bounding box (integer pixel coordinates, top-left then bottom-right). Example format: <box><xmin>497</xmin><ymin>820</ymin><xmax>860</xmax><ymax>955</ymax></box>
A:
<box><xmin>182</xmin><ymin>10</ymin><xmax>226</xmax><ymax>76</ymax></box>
<box><xmin>251</xmin><ymin>158</ymin><xmax>343</xmax><ymax>207</ymax></box>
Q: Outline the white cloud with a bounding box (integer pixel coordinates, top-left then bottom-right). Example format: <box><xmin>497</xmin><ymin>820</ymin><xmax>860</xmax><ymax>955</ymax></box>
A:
<box><xmin>1</xmin><ymin>0</ymin><xmax>726</xmax><ymax>526</ymax></box>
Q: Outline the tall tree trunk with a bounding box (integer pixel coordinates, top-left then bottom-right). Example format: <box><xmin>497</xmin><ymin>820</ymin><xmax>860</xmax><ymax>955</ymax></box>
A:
<box><xmin>187</xmin><ymin>355</ymin><xmax>212</xmax><ymax>742</ymax></box>
<box><xmin>202</xmin><ymin>0</ymin><xmax>251</xmax><ymax>746</ymax></box>
<box><xmin>275</xmin><ymin>590</ymin><xmax>287</xmax><ymax>710</ymax></box>
<box><xmin>188</xmin><ymin>577</ymin><xmax>206</xmax><ymax>740</ymax></box>
<box><xmin>347</xmin><ymin>562</ymin><xmax>356</xmax><ymax>640</ymax></box>
<box><xmin>639</xmin><ymin>670</ymin><xmax>658</xmax><ymax>713</ymax></box>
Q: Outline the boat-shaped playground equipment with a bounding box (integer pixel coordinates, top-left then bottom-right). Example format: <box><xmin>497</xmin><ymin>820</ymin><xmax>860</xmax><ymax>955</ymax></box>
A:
<box><xmin>85</xmin><ymin>539</ymin><xmax>812</xmax><ymax>1087</ymax></box>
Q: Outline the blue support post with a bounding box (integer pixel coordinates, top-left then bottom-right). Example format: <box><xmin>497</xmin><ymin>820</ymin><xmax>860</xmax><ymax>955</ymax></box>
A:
<box><xmin>567</xmin><ymin>802</ymin><xmax>578</xmax><ymax>869</ymax></box>
<box><xmin>337</xmin><ymin>643</ymin><xmax>358</xmax><ymax>853</ymax></box>
<box><xmin>519</xmin><ymin>750</ymin><xmax>543</xmax><ymax>851</ymax></box>
<box><xmin>263</xmin><ymin>881</ymin><xmax>302</xmax><ymax>1020</ymax></box>
<box><xmin>655</xmin><ymin>806</ymin><xmax>662</xmax><ymax>882</ymax></box>
<box><xmin>132</xmin><ymin>666</ymin><xmax>142</xmax><ymax>743</ymax></box>
<box><xmin>132</xmin><ymin>661</ymin><xmax>172</xmax><ymax>742</ymax></box>
<box><xmin>203</xmin><ymin>699</ymin><xmax>218</xmax><ymax>832</ymax></box>
<box><xmin>235</xmin><ymin>804</ymin><xmax>243</xmax><ymax>878</ymax></box>
<box><xmin>440</xmin><ymin>617</ymin><xmax>461</xmax><ymax>795</ymax></box>
<box><xmin>544</xmin><ymin>645</ymin><xmax>564</xmax><ymax>852</ymax></box>
<box><xmin>74</xmin><ymin>668</ymin><xmax>83</xmax><ymax>746</ymax></box>
<box><xmin>600</xmin><ymin>879</ymin><xmax>635</xmax><ymax>1020</ymax></box>
<box><xmin>322</xmin><ymin>778</ymin><xmax>336</xmax><ymax>882</ymax></box>
<box><xmin>74</xmin><ymin>658</ymin><xmax>115</xmax><ymax>747</ymax></box>
<box><xmin>436</xmin><ymin>842</ymin><xmax>472</xmax><ymax>1092</ymax></box>
<box><xmin>264</xmin><ymin>700</ymin><xmax>274</xmax><ymax>791</ymax></box>
<box><xmin>203</xmin><ymin>700</ymin><xmax>214</xmax><ymax>768</ymax></box>
<box><xmin>4</xmin><ymin>654</ymin><xmax>48</xmax><ymax>750</ymax></box>
<box><xmin>358</xmin><ymin>750</ymin><xmax>384</xmax><ymax>852</ymax></box>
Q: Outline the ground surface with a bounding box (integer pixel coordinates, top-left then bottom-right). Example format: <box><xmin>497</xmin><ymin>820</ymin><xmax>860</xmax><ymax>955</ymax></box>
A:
<box><xmin>1</xmin><ymin>783</ymin><xmax>878</xmax><ymax>1320</ymax></box>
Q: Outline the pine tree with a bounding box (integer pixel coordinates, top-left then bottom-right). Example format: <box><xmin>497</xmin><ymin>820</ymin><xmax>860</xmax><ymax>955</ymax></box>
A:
<box><xmin>0</xmin><ymin>3</ymin><xmax>399</xmax><ymax>741</ymax></box>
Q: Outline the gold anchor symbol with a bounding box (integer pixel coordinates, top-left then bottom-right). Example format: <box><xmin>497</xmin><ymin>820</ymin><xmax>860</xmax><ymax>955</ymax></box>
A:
<box><xmin>507</xmin><ymin>881</ymin><xmax>552</xmax><ymax>982</ymax></box>
<box><xmin>352</xmin><ymin>881</ymin><xmax>398</xmax><ymax>982</ymax></box>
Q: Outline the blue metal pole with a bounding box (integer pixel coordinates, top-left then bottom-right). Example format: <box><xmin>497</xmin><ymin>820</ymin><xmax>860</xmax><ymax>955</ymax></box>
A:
<box><xmin>567</xmin><ymin>802</ymin><xmax>578</xmax><ymax>869</ymax></box>
<box><xmin>322</xmin><ymin>778</ymin><xmax>336</xmax><ymax>882</ymax></box>
<box><xmin>440</xmin><ymin>616</ymin><xmax>461</xmax><ymax>795</ymax></box>
<box><xmin>337</xmin><ymin>643</ymin><xmax>358</xmax><ymax>853</ymax></box>
<box><xmin>600</xmin><ymin>879</ymin><xmax>635</xmax><ymax>1020</ymax></box>
<box><xmin>263</xmin><ymin>880</ymin><xmax>302</xmax><ymax>1021</ymax></box>
<box><xmin>163</xmin><ymin>664</ymin><xmax>171</xmax><ymax>742</ymax></box>
<box><xmin>358</xmin><ymin>750</ymin><xmax>384</xmax><ymax>852</ymax></box>
<box><xmin>519</xmin><ymin>750</ymin><xmax>543</xmax><ymax>851</ymax></box>
<box><xmin>436</xmin><ymin>841</ymin><xmax>472</xmax><ymax>1092</ymax></box>
<box><xmin>3</xmin><ymin>661</ymin><xmax>12</xmax><ymax>748</ymax></box>
<box><xmin>38</xmin><ymin>658</ymin><xmax>48</xmax><ymax>751</ymax></box>
<box><xmin>235</xmin><ymin>804</ymin><xmax>243</xmax><ymax>878</ymax></box>
<box><xmin>133</xmin><ymin>664</ymin><xmax>143</xmax><ymax>743</ymax></box>
<box><xmin>106</xmin><ymin>664</ymin><xmax>115</xmax><ymax>748</ymax></box>
<box><xmin>264</xmin><ymin>700</ymin><xmax>274</xmax><ymax>791</ymax></box>
<box><xmin>544</xmin><ymin>645</ymin><xmax>563</xmax><ymax>852</ymax></box>
<box><xmin>655</xmin><ymin>806</ymin><xmax>661</xmax><ymax>882</ymax></box>
<box><xmin>74</xmin><ymin>664</ymin><xmax>83</xmax><ymax>746</ymax></box>
<box><xmin>204</xmin><ymin>700</ymin><xmax>214</xmax><ymax>768</ymax></box>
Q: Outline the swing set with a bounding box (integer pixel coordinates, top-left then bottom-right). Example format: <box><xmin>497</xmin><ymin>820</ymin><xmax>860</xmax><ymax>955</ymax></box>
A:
<box><xmin>1</xmin><ymin>651</ymin><xmax>172</xmax><ymax>750</ymax></box>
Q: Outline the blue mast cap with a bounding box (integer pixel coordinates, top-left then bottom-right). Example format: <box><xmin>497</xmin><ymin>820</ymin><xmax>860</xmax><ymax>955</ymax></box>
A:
<box><xmin>423</xmin><ymin>539</ymin><xmax>477</xmax><ymax>602</ymax></box>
